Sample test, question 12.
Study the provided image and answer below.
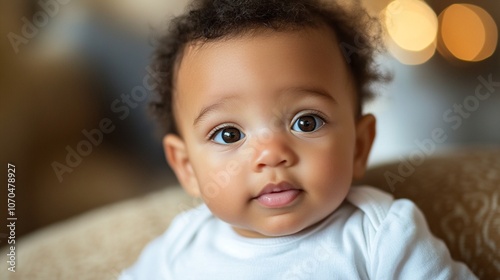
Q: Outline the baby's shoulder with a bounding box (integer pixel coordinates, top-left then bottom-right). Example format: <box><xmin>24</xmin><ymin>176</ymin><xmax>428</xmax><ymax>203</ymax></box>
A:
<box><xmin>344</xmin><ymin>185</ymin><xmax>423</xmax><ymax>232</ymax></box>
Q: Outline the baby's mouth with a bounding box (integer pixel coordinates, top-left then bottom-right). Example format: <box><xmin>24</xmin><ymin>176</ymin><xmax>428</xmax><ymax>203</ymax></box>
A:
<box><xmin>254</xmin><ymin>182</ymin><xmax>302</xmax><ymax>208</ymax></box>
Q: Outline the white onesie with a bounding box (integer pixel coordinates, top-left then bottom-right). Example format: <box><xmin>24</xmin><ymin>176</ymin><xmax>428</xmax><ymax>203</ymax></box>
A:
<box><xmin>121</xmin><ymin>186</ymin><xmax>477</xmax><ymax>280</ymax></box>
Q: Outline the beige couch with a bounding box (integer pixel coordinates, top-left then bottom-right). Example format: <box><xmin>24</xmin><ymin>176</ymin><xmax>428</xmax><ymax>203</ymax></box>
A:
<box><xmin>2</xmin><ymin>148</ymin><xmax>498</xmax><ymax>279</ymax></box>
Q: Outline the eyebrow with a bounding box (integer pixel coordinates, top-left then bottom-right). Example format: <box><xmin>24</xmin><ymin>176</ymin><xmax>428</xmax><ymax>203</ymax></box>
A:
<box><xmin>281</xmin><ymin>86</ymin><xmax>338</xmax><ymax>104</ymax></box>
<box><xmin>193</xmin><ymin>87</ymin><xmax>336</xmax><ymax>127</ymax></box>
<box><xmin>193</xmin><ymin>95</ymin><xmax>239</xmax><ymax>127</ymax></box>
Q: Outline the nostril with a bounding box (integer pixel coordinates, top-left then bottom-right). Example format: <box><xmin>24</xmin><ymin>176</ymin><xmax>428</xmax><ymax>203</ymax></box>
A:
<box><xmin>252</xmin><ymin>139</ymin><xmax>296</xmax><ymax>170</ymax></box>
<box><xmin>255</xmin><ymin>157</ymin><xmax>289</xmax><ymax>170</ymax></box>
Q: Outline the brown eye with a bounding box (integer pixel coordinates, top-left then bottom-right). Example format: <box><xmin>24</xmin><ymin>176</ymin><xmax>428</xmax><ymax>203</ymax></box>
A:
<box><xmin>292</xmin><ymin>115</ymin><xmax>325</xmax><ymax>133</ymax></box>
<box><xmin>212</xmin><ymin>127</ymin><xmax>245</xmax><ymax>144</ymax></box>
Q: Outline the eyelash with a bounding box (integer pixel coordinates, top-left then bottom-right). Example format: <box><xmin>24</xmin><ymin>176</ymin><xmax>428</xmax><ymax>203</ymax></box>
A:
<box><xmin>291</xmin><ymin>110</ymin><xmax>328</xmax><ymax>126</ymax></box>
<box><xmin>207</xmin><ymin>123</ymin><xmax>237</xmax><ymax>141</ymax></box>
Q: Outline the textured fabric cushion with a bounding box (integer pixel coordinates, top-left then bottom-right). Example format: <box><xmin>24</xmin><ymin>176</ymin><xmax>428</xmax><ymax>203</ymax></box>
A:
<box><xmin>1</xmin><ymin>148</ymin><xmax>498</xmax><ymax>279</ymax></box>
<box><xmin>0</xmin><ymin>186</ymin><xmax>195</xmax><ymax>280</ymax></box>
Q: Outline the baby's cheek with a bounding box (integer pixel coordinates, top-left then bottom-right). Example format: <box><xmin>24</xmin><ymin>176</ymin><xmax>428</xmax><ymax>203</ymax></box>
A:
<box><xmin>206</xmin><ymin>188</ymin><xmax>250</xmax><ymax>228</ymax></box>
<box><xmin>302</xmin><ymin>150</ymin><xmax>353</xmax><ymax>194</ymax></box>
<box><xmin>196</xmin><ymin>159</ymin><xmax>248</xmax><ymax>218</ymax></box>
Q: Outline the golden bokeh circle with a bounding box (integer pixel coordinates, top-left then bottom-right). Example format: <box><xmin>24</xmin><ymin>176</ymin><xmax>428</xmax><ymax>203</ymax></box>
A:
<box><xmin>438</xmin><ymin>4</ymin><xmax>498</xmax><ymax>62</ymax></box>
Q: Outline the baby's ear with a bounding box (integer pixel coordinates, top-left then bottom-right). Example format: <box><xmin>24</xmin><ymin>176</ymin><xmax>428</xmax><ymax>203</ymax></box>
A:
<box><xmin>352</xmin><ymin>114</ymin><xmax>376</xmax><ymax>180</ymax></box>
<box><xmin>163</xmin><ymin>134</ymin><xmax>201</xmax><ymax>197</ymax></box>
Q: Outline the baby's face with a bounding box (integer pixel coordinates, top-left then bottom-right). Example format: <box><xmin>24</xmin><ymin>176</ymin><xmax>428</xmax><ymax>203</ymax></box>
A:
<box><xmin>165</xmin><ymin>27</ymin><xmax>375</xmax><ymax>238</ymax></box>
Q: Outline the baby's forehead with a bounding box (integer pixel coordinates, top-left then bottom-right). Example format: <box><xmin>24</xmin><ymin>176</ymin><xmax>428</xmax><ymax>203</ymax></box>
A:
<box><xmin>177</xmin><ymin>27</ymin><xmax>346</xmax><ymax>81</ymax></box>
<box><xmin>180</xmin><ymin>29</ymin><xmax>353</xmax><ymax>89</ymax></box>
<box><xmin>173</xmin><ymin>27</ymin><xmax>357</xmax><ymax>113</ymax></box>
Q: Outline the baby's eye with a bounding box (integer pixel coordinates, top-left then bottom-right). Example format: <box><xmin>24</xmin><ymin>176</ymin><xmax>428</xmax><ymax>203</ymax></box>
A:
<box><xmin>291</xmin><ymin>115</ymin><xmax>325</xmax><ymax>133</ymax></box>
<box><xmin>211</xmin><ymin>127</ymin><xmax>245</xmax><ymax>144</ymax></box>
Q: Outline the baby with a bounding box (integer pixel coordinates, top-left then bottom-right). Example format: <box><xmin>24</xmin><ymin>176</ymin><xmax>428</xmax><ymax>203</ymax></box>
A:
<box><xmin>121</xmin><ymin>0</ymin><xmax>477</xmax><ymax>279</ymax></box>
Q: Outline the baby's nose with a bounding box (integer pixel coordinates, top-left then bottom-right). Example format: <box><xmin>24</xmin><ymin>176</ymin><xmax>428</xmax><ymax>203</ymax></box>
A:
<box><xmin>251</xmin><ymin>134</ymin><xmax>297</xmax><ymax>172</ymax></box>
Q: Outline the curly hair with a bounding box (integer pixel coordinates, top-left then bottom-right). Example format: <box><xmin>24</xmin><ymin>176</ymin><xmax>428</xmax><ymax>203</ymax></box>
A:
<box><xmin>150</xmin><ymin>0</ymin><xmax>386</xmax><ymax>135</ymax></box>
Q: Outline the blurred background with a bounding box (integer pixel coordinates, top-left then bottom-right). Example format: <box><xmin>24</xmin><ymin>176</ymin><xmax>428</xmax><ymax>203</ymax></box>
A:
<box><xmin>0</xmin><ymin>0</ymin><xmax>498</xmax><ymax>240</ymax></box>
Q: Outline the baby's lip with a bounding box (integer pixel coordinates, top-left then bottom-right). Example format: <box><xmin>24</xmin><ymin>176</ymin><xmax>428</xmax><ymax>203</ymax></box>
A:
<box><xmin>254</xmin><ymin>181</ymin><xmax>299</xmax><ymax>198</ymax></box>
<box><xmin>253</xmin><ymin>181</ymin><xmax>302</xmax><ymax>208</ymax></box>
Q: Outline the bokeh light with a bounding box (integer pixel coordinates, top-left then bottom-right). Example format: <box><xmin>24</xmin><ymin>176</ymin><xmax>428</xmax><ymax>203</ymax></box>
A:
<box><xmin>384</xmin><ymin>0</ymin><xmax>438</xmax><ymax>52</ymax></box>
<box><xmin>383</xmin><ymin>0</ymin><xmax>438</xmax><ymax>65</ymax></box>
<box><xmin>438</xmin><ymin>4</ymin><xmax>498</xmax><ymax>62</ymax></box>
<box><xmin>386</xmin><ymin>35</ymin><xmax>437</xmax><ymax>65</ymax></box>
